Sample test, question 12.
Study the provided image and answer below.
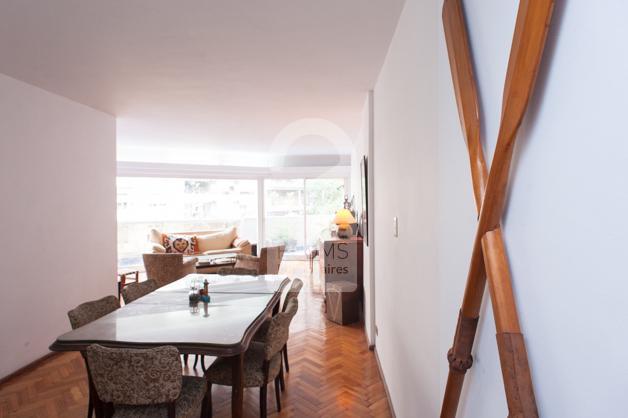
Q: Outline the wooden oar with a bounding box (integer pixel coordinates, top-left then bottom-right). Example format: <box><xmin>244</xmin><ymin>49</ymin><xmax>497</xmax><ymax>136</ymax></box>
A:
<box><xmin>440</xmin><ymin>0</ymin><xmax>555</xmax><ymax>417</ymax></box>
<box><xmin>440</xmin><ymin>0</ymin><xmax>489</xmax><ymax>416</ymax></box>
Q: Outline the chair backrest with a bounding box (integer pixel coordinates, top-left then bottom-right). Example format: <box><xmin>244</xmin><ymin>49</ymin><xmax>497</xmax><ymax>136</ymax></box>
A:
<box><xmin>143</xmin><ymin>253</ymin><xmax>188</xmax><ymax>286</ymax></box>
<box><xmin>259</xmin><ymin>245</ymin><xmax>286</xmax><ymax>275</ymax></box>
<box><xmin>67</xmin><ymin>296</ymin><xmax>120</xmax><ymax>330</ymax></box>
<box><xmin>86</xmin><ymin>344</ymin><xmax>182</xmax><ymax>406</ymax></box>
<box><xmin>282</xmin><ymin>278</ymin><xmax>303</xmax><ymax>312</ymax></box>
<box><xmin>263</xmin><ymin>298</ymin><xmax>298</xmax><ymax>361</ymax></box>
<box><xmin>217</xmin><ymin>267</ymin><xmax>258</xmax><ymax>276</ymax></box>
<box><xmin>121</xmin><ymin>279</ymin><xmax>158</xmax><ymax>304</ymax></box>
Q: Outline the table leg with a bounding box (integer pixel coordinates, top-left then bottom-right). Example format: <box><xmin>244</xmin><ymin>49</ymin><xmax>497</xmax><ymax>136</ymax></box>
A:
<box><xmin>81</xmin><ymin>354</ymin><xmax>95</xmax><ymax>418</ymax></box>
<box><xmin>231</xmin><ymin>353</ymin><xmax>244</xmax><ymax>418</ymax></box>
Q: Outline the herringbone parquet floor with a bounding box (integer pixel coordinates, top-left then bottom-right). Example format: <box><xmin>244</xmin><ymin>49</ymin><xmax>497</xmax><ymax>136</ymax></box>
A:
<box><xmin>0</xmin><ymin>261</ymin><xmax>392</xmax><ymax>418</ymax></box>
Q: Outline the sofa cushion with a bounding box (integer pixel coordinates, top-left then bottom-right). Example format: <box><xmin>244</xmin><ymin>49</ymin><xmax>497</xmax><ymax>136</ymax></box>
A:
<box><xmin>163</xmin><ymin>235</ymin><xmax>197</xmax><ymax>255</ymax></box>
<box><xmin>201</xmin><ymin>247</ymin><xmax>242</xmax><ymax>256</ymax></box>
<box><xmin>149</xmin><ymin>228</ymin><xmax>163</xmax><ymax>244</ymax></box>
<box><xmin>151</xmin><ymin>243</ymin><xmax>166</xmax><ymax>253</ymax></box>
<box><xmin>196</xmin><ymin>227</ymin><xmax>237</xmax><ymax>252</ymax></box>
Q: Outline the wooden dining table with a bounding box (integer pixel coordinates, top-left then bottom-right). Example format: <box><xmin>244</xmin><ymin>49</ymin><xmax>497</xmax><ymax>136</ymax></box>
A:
<box><xmin>50</xmin><ymin>273</ymin><xmax>290</xmax><ymax>418</ymax></box>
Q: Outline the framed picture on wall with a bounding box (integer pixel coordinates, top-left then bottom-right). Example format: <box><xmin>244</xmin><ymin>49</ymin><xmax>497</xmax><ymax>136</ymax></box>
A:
<box><xmin>360</xmin><ymin>155</ymin><xmax>368</xmax><ymax>245</ymax></box>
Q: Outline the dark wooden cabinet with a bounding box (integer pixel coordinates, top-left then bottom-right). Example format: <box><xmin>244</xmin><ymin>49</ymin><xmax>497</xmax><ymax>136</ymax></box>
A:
<box><xmin>320</xmin><ymin>237</ymin><xmax>363</xmax><ymax>324</ymax></box>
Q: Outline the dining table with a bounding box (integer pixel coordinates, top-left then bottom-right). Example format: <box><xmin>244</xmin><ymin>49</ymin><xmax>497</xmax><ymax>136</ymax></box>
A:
<box><xmin>50</xmin><ymin>273</ymin><xmax>290</xmax><ymax>418</ymax></box>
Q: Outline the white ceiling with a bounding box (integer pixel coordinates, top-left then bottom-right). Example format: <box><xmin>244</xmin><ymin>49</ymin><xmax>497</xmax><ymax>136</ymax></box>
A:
<box><xmin>0</xmin><ymin>0</ymin><xmax>404</xmax><ymax>161</ymax></box>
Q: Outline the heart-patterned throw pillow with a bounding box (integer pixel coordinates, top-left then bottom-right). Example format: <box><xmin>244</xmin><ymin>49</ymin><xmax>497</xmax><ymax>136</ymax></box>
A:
<box><xmin>163</xmin><ymin>235</ymin><xmax>197</xmax><ymax>255</ymax></box>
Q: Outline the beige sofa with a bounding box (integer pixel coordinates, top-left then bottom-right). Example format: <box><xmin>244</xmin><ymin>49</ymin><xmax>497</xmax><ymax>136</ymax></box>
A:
<box><xmin>149</xmin><ymin>227</ymin><xmax>252</xmax><ymax>256</ymax></box>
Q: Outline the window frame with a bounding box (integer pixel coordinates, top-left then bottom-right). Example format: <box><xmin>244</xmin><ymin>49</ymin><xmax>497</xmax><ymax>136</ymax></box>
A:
<box><xmin>117</xmin><ymin>162</ymin><xmax>350</xmax><ymax>264</ymax></box>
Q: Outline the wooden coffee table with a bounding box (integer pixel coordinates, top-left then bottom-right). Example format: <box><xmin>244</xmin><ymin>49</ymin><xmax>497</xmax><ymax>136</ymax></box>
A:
<box><xmin>193</xmin><ymin>254</ymin><xmax>237</xmax><ymax>273</ymax></box>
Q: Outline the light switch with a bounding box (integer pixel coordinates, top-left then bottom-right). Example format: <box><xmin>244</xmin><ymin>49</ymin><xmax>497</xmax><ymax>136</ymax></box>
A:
<box><xmin>393</xmin><ymin>216</ymin><xmax>399</xmax><ymax>237</ymax></box>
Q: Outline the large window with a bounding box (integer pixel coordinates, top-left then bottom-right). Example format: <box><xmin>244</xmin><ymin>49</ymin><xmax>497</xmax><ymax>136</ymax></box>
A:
<box><xmin>305</xmin><ymin>178</ymin><xmax>345</xmax><ymax>247</ymax></box>
<box><xmin>264</xmin><ymin>178</ymin><xmax>345</xmax><ymax>256</ymax></box>
<box><xmin>264</xmin><ymin>179</ymin><xmax>306</xmax><ymax>254</ymax></box>
<box><xmin>117</xmin><ymin>177</ymin><xmax>258</xmax><ymax>267</ymax></box>
<box><xmin>117</xmin><ymin>175</ymin><xmax>346</xmax><ymax>267</ymax></box>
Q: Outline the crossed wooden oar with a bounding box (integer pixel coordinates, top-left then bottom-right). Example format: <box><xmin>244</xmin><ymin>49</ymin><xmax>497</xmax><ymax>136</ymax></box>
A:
<box><xmin>440</xmin><ymin>0</ymin><xmax>555</xmax><ymax>417</ymax></box>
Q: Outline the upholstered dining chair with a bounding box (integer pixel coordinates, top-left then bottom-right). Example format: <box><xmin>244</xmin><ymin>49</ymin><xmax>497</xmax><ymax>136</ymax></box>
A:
<box><xmin>205</xmin><ymin>298</ymin><xmax>298</xmax><ymax>418</ymax></box>
<box><xmin>68</xmin><ymin>296</ymin><xmax>120</xmax><ymax>330</ymax></box>
<box><xmin>143</xmin><ymin>253</ymin><xmax>197</xmax><ymax>287</ymax></box>
<box><xmin>67</xmin><ymin>295</ymin><xmax>120</xmax><ymax>418</ymax></box>
<box><xmin>86</xmin><ymin>344</ymin><xmax>209</xmax><ymax>418</ymax></box>
<box><xmin>277</xmin><ymin>278</ymin><xmax>302</xmax><ymax>373</ymax></box>
<box><xmin>234</xmin><ymin>245</ymin><xmax>285</xmax><ymax>275</ymax></box>
<box><xmin>252</xmin><ymin>278</ymin><xmax>303</xmax><ymax>391</ymax></box>
<box><xmin>121</xmin><ymin>279</ymin><xmax>159</xmax><ymax>304</ymax></box>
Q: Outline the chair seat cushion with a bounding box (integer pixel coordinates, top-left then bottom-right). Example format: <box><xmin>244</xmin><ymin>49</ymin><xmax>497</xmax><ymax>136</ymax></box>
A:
<box><xmin>206</xmin><ymin>342</ymin><xmax>281</xmax><ymax>387</ymax></box>
<box><xmin>112</xmin><ymin>376</ymin><xmax>206</xmax><ymax>418</ymax></box>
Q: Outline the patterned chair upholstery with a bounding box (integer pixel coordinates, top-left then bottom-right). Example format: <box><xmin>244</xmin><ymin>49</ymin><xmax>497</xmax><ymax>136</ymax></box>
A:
<box><xmin>206</xmin><ymin>342</ymin><xmax>282</xmax><ymax>388</ymax></box>
<box><xmin>250</xmin><ymin>278</ymin><xmax>302</xmax><ymax>388</ymax></box>
<box><xmin>86</xmin><ymin>345</ymin><xmax>208</xmax><ymax>418</ymax></box>
<box><xmin>67</xmin><ymin>296</ymin><xmax>121</xmax><ymax>418</ymax></box>
<box><xmin>68</xmin><ymin>295</ymin><xmax>120</xmax><ymax>330</ymax></box>
<box><xmin>206</xmin><ymin>298</ymin><xmax>298</xmax><ymax>418</ymax></box>
<box><xmin>142</xmin><ymin>254</ymin><xmax>197</xmax><ymax>287</ymax></box>
<box><xmin>281</xmin><ymin>278</ymin><xmax>303</xmax><ymax>312</ymax></box>
<box><xmin>121</xmin><ymin>280</ymin><xmax>159</xmax><ymax>304</ymax></box>
<box><xmin>234</xmin><ymin>245</ymin><xmax>285</xmax><ymax>275</ymax></box>
<box><xmin>253</xmin><ymin>278</ymin><xmax>303</xmax><ymax>342</ymax></box>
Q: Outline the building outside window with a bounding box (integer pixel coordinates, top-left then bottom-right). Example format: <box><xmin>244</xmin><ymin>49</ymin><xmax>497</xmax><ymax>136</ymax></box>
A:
<box><xmin>264</xmin><ymin>178</ymin><xmax>345</xmax><ymax>256</ymax></box>
<box><xmin>117</xmin><ymin>177</ymin><xmax>257</xmax><ymax>267</ymax></box>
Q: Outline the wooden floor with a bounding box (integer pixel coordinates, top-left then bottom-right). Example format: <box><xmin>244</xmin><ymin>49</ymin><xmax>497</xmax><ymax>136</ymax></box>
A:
<box><xmin>0</xmin><ymin>261</ymin><xmax>391</xmax><ymax>418</ymax></box>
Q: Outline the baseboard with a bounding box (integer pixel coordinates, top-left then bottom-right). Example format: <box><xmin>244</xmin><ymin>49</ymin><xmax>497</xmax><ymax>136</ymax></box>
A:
<box><xmin>374</xmin><ymin>346</ymin><xmax>396</xmax><ymax>418</ymax></box>
<box><xmin>0</xmin><ymin>352</ymin><xmax>59</xmax><ymax>387</ymax></box>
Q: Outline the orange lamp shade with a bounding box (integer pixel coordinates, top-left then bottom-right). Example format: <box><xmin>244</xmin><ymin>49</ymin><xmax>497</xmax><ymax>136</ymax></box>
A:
<box><xmin>333</xmin><ymin>209</ymin><xmax>356</xmax><ymax>226</ymax></box>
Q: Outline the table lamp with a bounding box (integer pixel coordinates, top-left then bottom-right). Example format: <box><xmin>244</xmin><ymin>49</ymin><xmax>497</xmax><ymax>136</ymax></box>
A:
<box><xmin>334</xmin><ymin>208</ymin><xmax>356</xmax><ymax>239</ymax></box>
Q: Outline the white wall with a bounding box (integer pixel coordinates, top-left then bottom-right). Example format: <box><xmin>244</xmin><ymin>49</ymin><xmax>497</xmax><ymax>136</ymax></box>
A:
<box><xmin>372</xmin><ymin>0</ymin><xmax>441</xmax><ymax>416</ymax></box>
<box><xmin>351</xmin><ymin>92</ymin><xmax>375</xmax><ymax>345</ymax></box>
<box><xmin>0</xmin><ymin>73</ymin><xmax>117</xmax><ymax>378</ymax></box>
<box><xmin>372</xmin><ymin>0</ymin><xmax>628</xmax><ymax>417</ymax></box>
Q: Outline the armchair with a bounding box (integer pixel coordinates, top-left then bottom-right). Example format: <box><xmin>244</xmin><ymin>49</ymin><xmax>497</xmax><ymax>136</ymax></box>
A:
<box><xmin>142</xmin><ymin>253</ymin><xmax>197</xmax><ymax>287</ymax></box>
<box><xmin>234</xmin><ymin>245</ymin><xmax>285</xmax><ymax>275</ymax></box>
